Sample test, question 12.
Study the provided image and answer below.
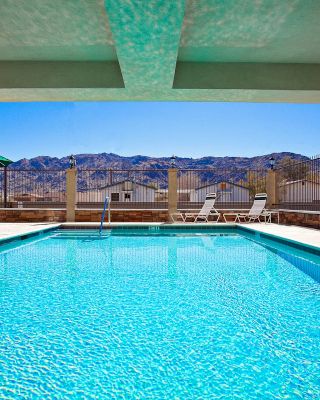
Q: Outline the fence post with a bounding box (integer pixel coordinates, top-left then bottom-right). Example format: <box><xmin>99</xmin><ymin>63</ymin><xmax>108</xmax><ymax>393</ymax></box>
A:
<box><xmin>66</xmin><ymin>168</ymin><xmax>77</xmax><ymax>222</ymax></box>
<box><xmin>266</xmin><ymin>170</ymin><xmax>279</xmax><ymax>208</ymax></box>
<box><xmin>3</xmin><ymin>167</ymin><xmax>8</xmax><ymax>208</ymax></box>
<box><xmin>168</xmin><ymin>168</ymin><xmax>178</xmax><ymax>220</ymax></box>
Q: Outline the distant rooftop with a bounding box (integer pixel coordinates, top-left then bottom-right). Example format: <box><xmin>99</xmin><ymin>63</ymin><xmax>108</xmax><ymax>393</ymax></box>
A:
<box><xmin>1</xmin><ymin>0</ymin><xmax>320</xmax><ymax>102</ymax></box>
<box><xmin>280</xmin><ymin>179</ymin><xmax>320</xmax><ymax>186</ymax></box>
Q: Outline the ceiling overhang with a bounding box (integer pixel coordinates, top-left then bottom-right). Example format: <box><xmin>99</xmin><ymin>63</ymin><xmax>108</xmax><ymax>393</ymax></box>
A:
<box><xmin>0</xmin><ymin>0</ymin><xmax>320</xmax><ymax>103</ymax></box>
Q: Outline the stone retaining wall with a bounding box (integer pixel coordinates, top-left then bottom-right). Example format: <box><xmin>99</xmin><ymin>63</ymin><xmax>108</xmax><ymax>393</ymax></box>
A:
<box><xmin>0</xmin><ymin>208</ymin><xmax>168</xmax><ymax>223</ymax></box>
<box><xmin>75</xmin><ymin>209</ymin><xmax>168</xmax><ymax>223</ymax></box>
<box><xmin>279</xmin><ymin>210</ymin><xmax>320</xmax><ymax>229</ymax></box>
<box><xmin>0</xmin><ymin>208</ymin><xmax>319</xmax><ymax>229</ymax></box>
<box><xmin>0</xmin><ymin>208</ymin><xmax>66</xmax><ymax>222</ymax></box>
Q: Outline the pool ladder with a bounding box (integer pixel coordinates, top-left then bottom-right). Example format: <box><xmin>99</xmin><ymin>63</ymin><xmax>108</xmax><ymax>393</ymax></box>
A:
<box><xmin>99</xmin><ymin>196</ymin><xmax>111</xmax><ymax>235</ymax></box>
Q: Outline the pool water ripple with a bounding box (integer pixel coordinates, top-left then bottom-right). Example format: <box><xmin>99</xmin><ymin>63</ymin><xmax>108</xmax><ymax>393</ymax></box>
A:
<box><xmin>0</xmin><ymin>232</ymin><xmax>319</xmax><ymax>399</ymax></box>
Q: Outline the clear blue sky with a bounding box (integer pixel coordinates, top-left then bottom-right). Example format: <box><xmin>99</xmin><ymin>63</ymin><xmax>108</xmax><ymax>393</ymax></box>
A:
<box><xmin>0</xmin><ymin>102</ymin><xmax>319</xmax><ymax>161</ymax></box>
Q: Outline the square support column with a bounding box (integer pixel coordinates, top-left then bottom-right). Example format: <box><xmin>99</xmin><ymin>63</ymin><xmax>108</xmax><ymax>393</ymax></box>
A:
<box><xmin>266</xmin><ymin>170</ymin><xmax>279</xmax><ymax>209</ymax></box>
<box><xmin>66</xmin><ymin>168</ymin><xmax>77</xmax><ymax>222</ymax></box>
<box><xmin>168</xmin><ymin>168</ymin><xmax>178</xmax><ymax>220</ymax></box>
<box><xmin>3</xmin><ymin>167</ymin><xmax>8</xmax><ymax>208</ymax></box>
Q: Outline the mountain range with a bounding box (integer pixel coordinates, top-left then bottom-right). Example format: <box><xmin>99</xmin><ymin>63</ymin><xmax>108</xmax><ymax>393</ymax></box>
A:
<box><xmin>11</xmin><ymin>152</ymin><xmax>308</xmax><ymax>171</ymax></box>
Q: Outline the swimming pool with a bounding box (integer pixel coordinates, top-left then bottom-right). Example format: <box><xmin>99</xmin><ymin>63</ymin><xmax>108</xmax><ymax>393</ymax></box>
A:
<box><xmin>0</xmin><ymin>228</ymin><xmax>319</xmax><ymax>398</ymax></box>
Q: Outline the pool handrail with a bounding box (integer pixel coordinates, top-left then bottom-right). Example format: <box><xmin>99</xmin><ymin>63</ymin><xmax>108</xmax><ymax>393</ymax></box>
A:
<box><xmin>99</xmin><ymin>196</ymin><xmax>111</xmax><ymax>235</ymax></box>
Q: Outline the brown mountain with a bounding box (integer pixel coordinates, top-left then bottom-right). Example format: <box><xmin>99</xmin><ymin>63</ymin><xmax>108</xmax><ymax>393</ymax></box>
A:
<box><xmin>11</xmin><ymin>152</ymin><xmax>308</xmax><ymax>171</ymax></box>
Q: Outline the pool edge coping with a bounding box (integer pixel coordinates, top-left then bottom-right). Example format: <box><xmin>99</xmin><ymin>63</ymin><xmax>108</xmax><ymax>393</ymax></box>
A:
<box><xmin>0</xmin><ymin>222</ymin><xmax>319</xmax><ymax>255</ymax></box>
<box><xmin>236</xmin><ymin>224</ymin><xmax>320</xmax><ymax>255</ymax></box>
<box><xmin>0</xmin><ymin>224</ymin><xmax>61</xmax><ymax>246</ymax></box>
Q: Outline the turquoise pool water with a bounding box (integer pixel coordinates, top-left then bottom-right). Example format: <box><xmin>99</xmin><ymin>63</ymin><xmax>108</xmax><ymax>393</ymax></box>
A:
<box><xmin>0</xmin><ymin>229</ymin><xmax>319</xmax><ymax>399</ymax></box>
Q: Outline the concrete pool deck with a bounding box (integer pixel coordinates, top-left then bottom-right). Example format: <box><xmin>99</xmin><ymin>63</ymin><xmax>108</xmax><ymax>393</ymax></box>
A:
<box><xmin>0</xmin><ymin>222</ymin><xmax>319</xmax><ymax>250</ymax></box>
<box><xmin>239</xmin><ymin>223</ymin><xmax>320</xmax><ymax>249</ymax></box>
<box><xmin>0</xmin><ymin>222</ymin><xmax>61</xmax><ymax>242</ymax></box>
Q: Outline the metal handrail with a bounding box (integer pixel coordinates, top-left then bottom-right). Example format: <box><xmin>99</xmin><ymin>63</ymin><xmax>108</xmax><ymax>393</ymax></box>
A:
<box><xmin>99</xmin><ymin>196</ymin><xmax>110</xmax><ymax>235</ymax></box>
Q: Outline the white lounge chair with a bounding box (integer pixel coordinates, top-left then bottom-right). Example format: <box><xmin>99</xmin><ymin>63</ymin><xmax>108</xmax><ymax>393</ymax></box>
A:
<box><xmin>171</xmin><ymin>193</ymin><xmax>220</xmax><ymax>223</ymax></box>
<box><xmin>223</xmin><ymin>193</ymin><xmax>270</xmax><ymax>223</ymax></box>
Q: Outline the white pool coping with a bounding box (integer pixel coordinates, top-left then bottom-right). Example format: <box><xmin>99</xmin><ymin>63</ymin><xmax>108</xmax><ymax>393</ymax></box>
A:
<box><xmin>0</xmin><ymin>222</ymin><xmax>319</xmax><ymax>250</ymax></box>
<box><xmin>0</xmin><ymin>223</ymin><xmax>61</xmax><ymax>243</ymax></box>
<box><xmin>237</xmin><ymin>223</ymin><xmax>320</xmax><ymax>250</ymax></box>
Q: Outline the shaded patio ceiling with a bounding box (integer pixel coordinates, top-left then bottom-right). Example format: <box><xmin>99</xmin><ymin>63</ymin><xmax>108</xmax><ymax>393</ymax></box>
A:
<box><xmin>0</xmin><ymin>0</ymin><xmax>320</xmax><ymax>102</ymax></box>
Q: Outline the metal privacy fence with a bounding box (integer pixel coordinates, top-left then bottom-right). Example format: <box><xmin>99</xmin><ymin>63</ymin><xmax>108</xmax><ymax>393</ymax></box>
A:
<box><xmin>76</xmin><ymin>169</ymin><xmax>168</xmax><ymax>209</ymax></box>
<box><xmin>1</xmin><ymin>159</ymin><xmax>320</xmax><ymax>211</ymax></box>
<box><xmin>0</xmin><ymin>169</ymin><xmax>66</xmax><ymax>208</ymax></box>
<box><xmin>276</xmin><ymin>155</ymin><xmax>320</xmax><ymax>211</ymax></box>
<box><xmin>0</xmin><ymin>167</ymin><xmax>267</xmax><ymax>210</ymax></box>
<box><xmin>77</xmin><ymin>168</ymin><xmax>267</xmax><ymax>209</ymax></box>
<box><xmin>177</xmin><ymin>169</ymin><xmax>267</xmax><ymax>209</ymax></box>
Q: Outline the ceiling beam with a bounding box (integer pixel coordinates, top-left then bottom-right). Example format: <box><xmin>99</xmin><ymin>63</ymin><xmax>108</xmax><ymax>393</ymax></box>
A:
<box><xmin>174</xmin><ymin>62</ymin><xmax>320</xmax><ymax>90</ymax></box>
<box><xmin>1</xmin><ymin>87</ymin><xmax>320</xmax><ymax>103</ymax></box>
<box><xmin>0</xmin><ymin>61</ymin><xmax>124</xmax><ymax>88</ymax></box>
<box><xmin>105</xmin><ymin>0</ymin><xmax>186</xmax><ymax>89</ymax></box>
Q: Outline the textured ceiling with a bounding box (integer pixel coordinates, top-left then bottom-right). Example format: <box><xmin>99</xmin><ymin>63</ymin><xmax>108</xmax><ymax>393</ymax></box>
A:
<box><xmin>0</xmin><ymin>0</ymin><xmax>320</xmax><ymax>102</ymax></box>
<box><xmin>0</xmin><ymin>0</ymin><xmax>116</xmax><ymax>61</ymax></box>
<box><xmin>179</xmin><ymin>0</ymin><xmax>320</xmax><ymax>63</ymax></box>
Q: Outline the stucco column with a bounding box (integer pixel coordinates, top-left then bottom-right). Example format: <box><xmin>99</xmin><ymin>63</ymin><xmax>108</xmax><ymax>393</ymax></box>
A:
<box><xmin>266</xmin><ymin>170</ymin><xmax>279</xmax><ymax>209</ymax></box>
<box><xmin>66</xmin><ymin>168</ymin><xmax>77</xmax><ymax>222</ymax></box>
<box><xmin>168</xmin><ymin>168</ymin><xmax>178</xmax><ymax>219</ymax></box>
